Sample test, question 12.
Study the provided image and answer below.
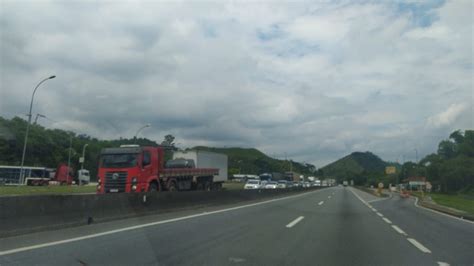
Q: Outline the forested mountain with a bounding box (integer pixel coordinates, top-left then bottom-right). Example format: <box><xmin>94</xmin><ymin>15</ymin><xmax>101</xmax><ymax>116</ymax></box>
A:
<box><xmin>191</xmin><ymin>146</ymin><xmax>316</xmax><ymax>176</ymax></box>
<box><xmin>319</xmin><ymin>151</ymin><xmax>390</xmax><ymax>184</ymax></box>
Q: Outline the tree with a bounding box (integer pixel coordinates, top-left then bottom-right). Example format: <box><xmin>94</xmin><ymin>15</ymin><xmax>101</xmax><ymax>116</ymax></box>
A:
<box><xmin>161</xmin><ymin>134</ymin><xmax>175</xmax><ymax>146</ymax></box>
<box><xmin>438</xmin><ymin>140</ymin><xmax>457</xmax><ymax>159</ymax></box>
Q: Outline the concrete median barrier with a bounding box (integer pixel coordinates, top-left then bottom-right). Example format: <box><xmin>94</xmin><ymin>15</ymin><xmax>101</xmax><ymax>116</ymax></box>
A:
<box><xmin>0</xmin><ymin>187</ymin><xmax>321</xmax><ymax>237</ymax></box>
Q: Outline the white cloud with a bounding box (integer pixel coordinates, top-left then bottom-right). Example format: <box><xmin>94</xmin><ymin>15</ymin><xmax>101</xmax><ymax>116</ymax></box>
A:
<box><xmin>427</xmin><ymin>103</ymin><xmax>469</xmax><ymax>128</ymax></box>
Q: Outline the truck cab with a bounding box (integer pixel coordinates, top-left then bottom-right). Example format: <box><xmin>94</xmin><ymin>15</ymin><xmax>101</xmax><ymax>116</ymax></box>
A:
<box><xmin>97</xmin><ymin>146</ymin><xmax>163</xmax><ymax>193</ymax></box>
<box><xmin>77</xmin><ymin>169</ymin><xmax>90</xmax><ymax>185</ymax></box>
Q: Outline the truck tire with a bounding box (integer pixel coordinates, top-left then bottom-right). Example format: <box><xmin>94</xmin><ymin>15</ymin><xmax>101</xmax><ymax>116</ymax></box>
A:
<box><xmin>148</xmin><ymin>182</ymin><xmax>160</xmax><ymax>192</ymax></box>
<box><xmin>204</xmin><ymin>181</ymin><xmax>211</xmax><ymax>191</ymax></box>
<box><xmin>168</xmin><ymin>181</ymin><xmax>177</xmax><ymax>192</ymax></box>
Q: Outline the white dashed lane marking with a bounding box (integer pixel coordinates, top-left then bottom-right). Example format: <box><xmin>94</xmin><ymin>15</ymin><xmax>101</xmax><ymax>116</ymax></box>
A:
<box><xmin>286</xmin><ymin>216</ymin><xmax>305</xmax><ymax>228</ymax></box>
<box><xmin>382</xmin><ymin>217</ymin><xmax>392</xmax><ymax>224</ymax></box>
<box><xmin>407</xmin><ymin>238</ymin><xmax>431</xmax><ymax>253</ymax></box>
<box><xmin>391</xmin><ymin>225</ymin><xmax>407</xmax><ymax>236</ymax></box>
<box><xmin>318</xmin><ymin>201</ymin><xmax>324</xmax><ymax>206</ymax></box>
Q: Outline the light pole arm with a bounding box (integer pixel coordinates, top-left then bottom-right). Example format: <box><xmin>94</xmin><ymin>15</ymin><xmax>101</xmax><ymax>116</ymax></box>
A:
<box><xmin>28</xmin><ymin>77</ymin><xmax>50</xmax><ymax>121</ymax></box>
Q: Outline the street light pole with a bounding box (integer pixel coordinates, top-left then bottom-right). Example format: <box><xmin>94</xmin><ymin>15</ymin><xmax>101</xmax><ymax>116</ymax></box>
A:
<box><xmin>81</xmin><ymin>144</ymin><xmax>89</xmax><ymax>171</ymax></box>
<box><xmin>19</xmin><ymin>75</ymin><xmax>56</xmax><ymax>184</ymax></box>
<box><xmin>134</xmin><ymin>124</ymin><xmax>151</xmax><ymax>144</ymax></box>
<box><xmin>67</xmin><ymin>134</ymin><xmax>72</xmax><ymax>185</ymax></box>
<box><xmin>414</xmin><ymin>148</ymin><xmax>418</xmax><ymax>163</ymax></box>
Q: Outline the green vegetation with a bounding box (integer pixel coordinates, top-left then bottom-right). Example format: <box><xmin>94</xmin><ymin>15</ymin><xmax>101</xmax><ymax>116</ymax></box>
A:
<box><xmin>0</xmin><ymin>116</ymin><xmax>161</xmax><ymax>181</ymax></box>
<box><xmin>0</xmin><ymin>116</ymin><xmax>315</xmax><ymax>183</ymax></box>
<box><xmin>0</xmin><ymin>185</ymin><xmax>96</xmax><ymax>195</ymax></box>
<box><xmin>412</xmin><ymin>191</ymin><xmax>474</xmax><ymax>216</ymax></box>
<box><xmin>429</xmin><ymin>193</ymin><xmax>474</xmax><ymax>215</ymax></box>
<box><xmin>319</xmin><ymin>151</ymin><xmax>394</xmax><ymax>186</ymax></box>
<box><xmin>402</xmin><ymin>130</ymin><xmax>474</xmax><ymax>193</ymax></box>
<box><xmin>319</xmin><ymin>130</ymin><xmax>473</xmax><ymax>194</ymax></box>
<box><xmin>191</xmin><ymin>146</ymin><xmax>316</xmax><ymax>176</ymax></box>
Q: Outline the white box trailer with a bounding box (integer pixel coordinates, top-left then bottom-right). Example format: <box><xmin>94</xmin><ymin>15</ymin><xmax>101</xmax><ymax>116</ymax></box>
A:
<box><xmin>173</xmin><ymin>150</ymin><xmax>228</xmax><ymax>183</ymax></box>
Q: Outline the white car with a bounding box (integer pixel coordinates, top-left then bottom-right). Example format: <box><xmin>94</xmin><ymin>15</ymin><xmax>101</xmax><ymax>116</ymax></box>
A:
<box><xmin>264</xmin><ymin>181</ymin><xmax>278</xmax><ymax>189</ymax></box>
<box><xmin>244</xmin><ymin>179</ymin><xmax>261</xmax><ymax>189</ymax></box>
<box><xmin>277</xmin><ymin>180</ymin><xmax>288</xmax><ymax>189</ymax></box>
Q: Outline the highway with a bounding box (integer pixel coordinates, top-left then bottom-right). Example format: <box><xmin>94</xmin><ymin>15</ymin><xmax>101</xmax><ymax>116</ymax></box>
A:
<box><xmin>1</xmin><ymin>186</ymin><xmax>473</xmax><ymax>265</ymax></box>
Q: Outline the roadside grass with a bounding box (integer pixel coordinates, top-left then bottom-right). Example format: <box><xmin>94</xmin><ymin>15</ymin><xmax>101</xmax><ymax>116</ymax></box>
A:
<box><xmin>0</xmin><ymin>185</ymin><xmax>96</xmax><ymax>196</ymax></box>
<box><xmin>222</xmin><ymin>182</ymin><xmax>244</xmax><ymax>190</ymax></box>
<box><xmin>412</xmin><ymin>191</ymin><xmax>474</xmax><ymax>216</ymax></box>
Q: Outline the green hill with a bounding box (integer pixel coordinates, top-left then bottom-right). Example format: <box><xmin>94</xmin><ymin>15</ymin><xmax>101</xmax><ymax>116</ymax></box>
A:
<box><xmin>320</xmin><ymin>151</ymin><xmax>390</xmax><ymax>184</ymax></box>
<box><xmin>190</xmin><ymin>146</ymin><xmax>316</xmax><ymax>177</ymax></box>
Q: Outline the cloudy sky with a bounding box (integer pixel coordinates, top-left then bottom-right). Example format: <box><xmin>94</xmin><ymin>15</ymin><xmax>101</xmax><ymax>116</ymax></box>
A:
<box><xmin>1</xmin><ymin>0</ymin><xmax>472</xmax><ymax>167</ymax></box>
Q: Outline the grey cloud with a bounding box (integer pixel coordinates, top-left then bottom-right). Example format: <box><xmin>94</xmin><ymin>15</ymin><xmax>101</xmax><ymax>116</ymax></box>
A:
<box><xmin>1</xmin><ymin>1</ymin><xmax>472</xmax><ymax>167</ymax></box>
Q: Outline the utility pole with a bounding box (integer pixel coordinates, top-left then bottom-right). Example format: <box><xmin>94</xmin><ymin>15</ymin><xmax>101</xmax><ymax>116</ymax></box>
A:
<box><xmin>34</xmin><ymin>113</ymin><xmax>46</xmax><ymax>124</ymax></box>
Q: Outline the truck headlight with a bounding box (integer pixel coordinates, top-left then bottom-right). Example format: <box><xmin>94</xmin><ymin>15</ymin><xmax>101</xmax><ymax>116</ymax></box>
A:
<box><xmin>132</xmin><ymin>184</ymin><xmax>137</xmax><ymax>191</ymax></box>
<box><xmin>97</xmin><ymin>184</ymin><xmax>101</xmax><ymax>191</ymax></box>
<box><xmin>97</xmin><ymin>178</ymin><xmax>101</xmax><ymax>184</ymax></box>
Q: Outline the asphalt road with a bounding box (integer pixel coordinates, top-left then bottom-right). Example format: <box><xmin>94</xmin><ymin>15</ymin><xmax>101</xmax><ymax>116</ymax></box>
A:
<box><xmin>1</xmin><ymin>186</ymin><xmax>472</xmax><ymax>265</ymax></box>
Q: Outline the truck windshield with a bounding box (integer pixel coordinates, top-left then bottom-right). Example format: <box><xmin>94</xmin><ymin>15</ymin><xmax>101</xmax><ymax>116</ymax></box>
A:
<box><xmin>101</xmin><ymin>154</ymin><xmax>138</xmax><ymax>168</ymax></box>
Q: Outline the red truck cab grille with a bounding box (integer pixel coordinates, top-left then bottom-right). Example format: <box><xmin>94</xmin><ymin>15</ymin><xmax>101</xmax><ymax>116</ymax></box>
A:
<box><xmin>104</xmin><ymin>171</ymin><xmax>127</xmax><ymax>193</ymax></box>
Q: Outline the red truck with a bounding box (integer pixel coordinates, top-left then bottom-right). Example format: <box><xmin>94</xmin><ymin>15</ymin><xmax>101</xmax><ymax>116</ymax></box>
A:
<box><xmin>97</xmin><ymin>145</ymin><xmax>228</xmax><ymax>194</ymax></box>
<box><xmin>12</xmin><ymin>163</ymin><xmax>74</xmax><ymax>186</ymax></box>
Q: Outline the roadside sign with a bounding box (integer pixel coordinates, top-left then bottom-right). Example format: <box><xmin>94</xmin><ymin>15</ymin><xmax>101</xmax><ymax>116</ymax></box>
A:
<box><xmin>79</xmin><ymin>157</ymin><xmax>84</xmax><ymax>163</ymax></box>
<box><xmin>426</xmin><ymin>182</ymin><xmax>432</xmax><ymax>192</ymax></box>
<box><xmin>385</xmin><ymin>166</ymin><xmax>396</xmax><ymax>174</ymax></box>
<box><xmin>378</xmin><ymin>182</ymin><xmax>384</xmax><ymax>189</ymax></box>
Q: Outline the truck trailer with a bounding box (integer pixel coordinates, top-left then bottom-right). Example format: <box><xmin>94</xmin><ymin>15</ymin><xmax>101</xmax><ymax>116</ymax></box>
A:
<box><xmin>97</xmin><ymin>146</ymin><xmax>228</xmax><ymax>194</ymax></box>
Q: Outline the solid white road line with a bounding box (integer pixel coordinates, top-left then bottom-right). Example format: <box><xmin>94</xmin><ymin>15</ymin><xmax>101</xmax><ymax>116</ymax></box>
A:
<box><xmin>414</xmin><ymin>197</ymin><xmax>474</xmax><ymax>225</ymax></box>
<box><xmin>437</xmin><ymin>261</ymin><xmax>450</xmax><ymax>266</ymax></box>
<box><xmin>286</xmin><ymin>216</ymin><xmax>305</xmax><ymax>228</ymax></box>
<box><xmin>391</xmin><ymin>225</ymin><xmax>407</xmax><ymax>236</ymax></box>
<box><xmin>382</xmin><ymin>218</ymin><xmax>392</xmax><ymax>224</ymax></box>
<box><xmin>318</xmin><ymin>201</ymin><xmax>324</xmax><ymax>205</ymax></box>
<box><xmin>367</xmin><ymin>197</ymin><xmax>390</xmax><ymax>203</ymax></box>
<box><xmin>376</xmin><ymin>212</ymin><xmax>384</xmax><ymax>217</ymax></box>
<box><xmin>407</xmin><ymin>238</ymin><xmax>431</xmax><ymax>253</ymax></box>
<box><xmin>0</xmin><ymin>190</ymin><xmax>321</xmax><ymax>257</ymax></box>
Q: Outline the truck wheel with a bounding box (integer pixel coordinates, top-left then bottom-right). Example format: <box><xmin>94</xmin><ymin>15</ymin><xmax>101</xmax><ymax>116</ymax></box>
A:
<box><xmin>204</xmin><ymin>181</ymin><xmax>211</xmax><ymax>191</ymax></box>
<box><xmin>148</xmin><ymin>182</ymin><xmax>160</xmax><ymax>192</ymax></box>
<box><xmin>168</xmin><ymin>181</ymin><xmax>177</xmax><ymax>192</ymax></box>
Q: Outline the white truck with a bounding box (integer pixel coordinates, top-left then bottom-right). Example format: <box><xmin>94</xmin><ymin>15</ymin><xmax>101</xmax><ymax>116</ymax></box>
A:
<box><xmin>172</xmin><ymin>150</ymin><xmax>228</xmax><ymax>189</ymax></box>
<box><xmin>77</xmin><ymin>169</ymin><xmax>90</xmax><ymax>185</ymax></box>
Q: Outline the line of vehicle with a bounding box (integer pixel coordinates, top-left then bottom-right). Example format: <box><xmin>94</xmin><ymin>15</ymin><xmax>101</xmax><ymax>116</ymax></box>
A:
<box><xmin>286</xmin><ymin>216</ymin><xmax>304</xmax><ymax>228</ymax></box>
<box><xmin>0</xmin><ymin>190</ymin><xmax>322</xmax><ymax>256</ymax></box>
